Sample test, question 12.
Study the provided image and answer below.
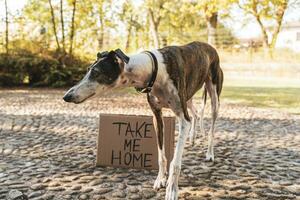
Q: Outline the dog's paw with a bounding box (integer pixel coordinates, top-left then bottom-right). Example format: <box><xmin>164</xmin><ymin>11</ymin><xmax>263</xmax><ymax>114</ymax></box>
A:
<box><xmin>205</xmin><ymin>151</ymin><xmax>214</xmax><ymax>162</ymax></box>
<box><xmin>165</xmin><ymin>178</ymin><xmax>178</xmax><ymax>200</ymax></box>
<box><xmin>153</xmin><ymin>174</ymin><xmax>167</xmax><ymax>190</ymax></box>
<box><xmin>188</xmin><ymin>135</ymin><xmax>195</xmax><ymax>145</ymax></box>
<box><xmin>200</xmin><ymin>128</ymin><xmax>205</xmax><ymax>136</ymax></box>
<box><xmin>188</xmin><ymin>130</ymin><xmax>196</xmax><ymax>145</ymax></box>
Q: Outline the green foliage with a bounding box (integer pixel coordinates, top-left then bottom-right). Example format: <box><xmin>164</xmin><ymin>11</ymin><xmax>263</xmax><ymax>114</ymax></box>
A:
<box><xmin>0</xmin><ymin>50</ymin><xmax>88</xmax><ymax>87</ymax></box>
<box><xmin>0</xmin><ymin>0</ymin><xmax>248</xmax><ymax>87</ymax></box>
<box><xmin>193</xmin><ymin>0</ymin><xmax>237</xmax><ymax>17</ymax></box>
<box><xmin>17</xmin><ymin>0</ymin><xmax>238</xmax><ymax>55</ymax></box>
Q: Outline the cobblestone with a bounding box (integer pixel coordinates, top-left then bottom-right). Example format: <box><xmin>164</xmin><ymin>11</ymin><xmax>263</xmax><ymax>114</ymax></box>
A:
<box><xmin>0</xmin><ymin>89</ymin><xmax>299</xmax><ymax>199</ymax></box>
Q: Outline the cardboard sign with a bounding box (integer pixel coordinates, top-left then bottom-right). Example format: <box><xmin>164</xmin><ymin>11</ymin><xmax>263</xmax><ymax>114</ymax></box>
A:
<box><xmin>96</xmin><ymin>114</ymin><xmax>175</xmax><ymax>170</ymax></box>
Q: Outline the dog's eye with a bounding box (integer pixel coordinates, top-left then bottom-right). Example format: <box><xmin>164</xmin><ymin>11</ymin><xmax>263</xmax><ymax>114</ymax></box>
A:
<box><xmin>87</xmin><ymin>60</ymin><xmax>98</xmax><ymax>72</ymax></box>
<box><xmin>90</xmin><ymin>68</ymin><xmax>100</xmax><ymax>76</ymax></box>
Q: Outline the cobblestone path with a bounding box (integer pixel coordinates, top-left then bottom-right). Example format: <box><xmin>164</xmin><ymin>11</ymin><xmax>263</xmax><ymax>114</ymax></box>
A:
<box><xmin>0</xmin><ymin>89</ymin><xmax>299</xmax><ymax>200</ymax></box>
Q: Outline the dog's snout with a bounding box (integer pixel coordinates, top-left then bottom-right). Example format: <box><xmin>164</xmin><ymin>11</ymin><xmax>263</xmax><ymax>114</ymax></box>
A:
<box><xmin>63</xmin><ymin>93</ymin><xmax>74</xmax><ymax>102</ymax></box>
<box><xmin>63</xmin><ymin>88</ymin><xmax>76</xmax><ymax>102</ymax></box>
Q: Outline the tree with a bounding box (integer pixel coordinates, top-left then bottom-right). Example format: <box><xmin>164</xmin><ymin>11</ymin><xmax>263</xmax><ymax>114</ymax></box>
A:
<box><xmin>120</xmin><ymin>1</ymin><xmax>142</xmax><ymax>51</ymax></box>
<box><xmin>146</xmin><ymin>0</ymin><xmax>166</xmax><ymax>48</ymax></box>
<box><xmin>206</xmin><ymin>12</ymin><xmax>218</xmax><ymax>46</ymax></box>
<box><xmin>75</xmin><ymin>0</ymin><xmax>115</xmax><ymax>51</ymax></box>
<box><xmin>122</xmin><ymin>2</ymin><xmax>133</xmax><ymax>51</ymax></box>
<box><xmin>17</xmin><ymin>0</ymin><xmax>237</xmax><ymax>56</ymax></box>
<box><xmin>239</xmin><ymin>0</ymin><xmax>288</xmax><ymax>52</ymax></box>
<box><xmin>97</xmin><ymin>1</ymin><xmax>105</xmax><ymax>50</ymax></box>
<box><xmin>48</xmin><ymin>0</ymin><xmax>61</xmax><ymax>51</ymax></box>
<box><xmin>60</xmin><ymin>0</ymin><xmax>66</xmax><ymax>52</ymax></box>
<box><xmin>125</xmin><ymin>15</ymin><xmax>133</xmax><ymax>51</ymax></box>
<box><xmin>198</xmin><ymin>1</ymin><xmax>219</xmax><ymax>46</ymax></box>
<box><xmin>69</xmin><ymin>0</ymin><xmax>77</xmax><ymax>55</ymax></box>
<box><xmin>4</xmin><ymin>0</ymin><xmax>9</xmax><ymax>54</ymax></box>
<box><xmin>194</xmin><ymin>0</ymin><xmax>236</xmax><ymax>47</ymax></box>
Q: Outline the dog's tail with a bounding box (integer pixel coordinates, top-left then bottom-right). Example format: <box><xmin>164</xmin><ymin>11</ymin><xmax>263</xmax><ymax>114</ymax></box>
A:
<box><xmin>202</xmin><ymin>87</ymin><xmax>207</xmax><ymax>105</ymax></box>
<box><xmin>216</xmin><ymin>68</ymin><xmax>223</xmax><ymax>99</ymax></box>
<box><xmin>211</xmin><ymin>57</ymin><xmax>223</xmax><ymax>100</ymax></box>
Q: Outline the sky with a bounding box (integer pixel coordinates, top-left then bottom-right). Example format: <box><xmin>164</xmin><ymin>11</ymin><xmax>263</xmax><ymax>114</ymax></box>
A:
<box><xmin>0</xmin><ymin>0</ymin><xmax>300</xmax><ymax>39</ymax></box>
<box><xmin>0</xmin><ymin>0</ymin><xmax>27</xmax><ymax>17</ymax></box>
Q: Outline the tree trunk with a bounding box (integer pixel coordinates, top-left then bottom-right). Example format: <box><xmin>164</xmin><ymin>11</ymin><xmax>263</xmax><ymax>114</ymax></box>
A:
<box><xmin>255</xmin><ymin>15</ymin><xmax>270</xmax><ymax>49</ymax></box>
<box><xmin>152</xmin><ymin>25</ymin><xmax>160</xmax><ymax>49</ymax></box>
<box><xmin>98</xmin><ymin>12</ymin><xmax>104</xmax><ymax>50</ymax></box>
<box><xmin>5</xmin><ymin>0</ymin><xmax>8</xmax><ymax>54</ymax></box>
<box><xmin>69</xmin><ymin>0</ymin><xmax>77</xmax><ymax>55</ymax></box>
<box><xmin>148</xmin><ymin>9</ymin><xmax>160</xmax><ymax>48</ymax></box>
<box><xmin>98</xmin><ymin>28</ymin><xmax>104</xmax><ymax>50</ymax></box>
<box><xmin>254</xmin><ymin>14</ymin><xmax>273</xmax><ymax>57</ymax></box>
<box><xmin>206</xmin><ymin>12</ymin><xmax>218</xmax><ymax>47</ymax></box>
<box><xmin>270</xmin><ymin>1</ymin><xmax>287</xmax><ymax>49</ymax></box>
<box><xmin>270</xmin><ymin>26</ymin><xmax>281</xmax><ymax>49</ymax></box>
<box><xmin>60</xmin><ymin>0</ymin><xmax>65</xmax><ymax>52</ymax></box>
<box><xmin>135</xmin><ymin>27</ymin><xmax>139</xmax><ymax>50</ymax></box>
<box><xmin>48</xmin><ymin>0</ymin><xmax>61</xmax><ymax>51</ymax></box>
<box><xmin>161</xmin><ymin>36</ymin><xmax>167</xmax><ymax>47</ymax></box>
<box><xmin>125</xmin><ymin>27</ymin><xmax>132</xmax><ymax>51</ymax></box>
<box><xmin>125</xmin><ymin>18</ymin><xmax>133</xmax><ymax>51</ymax></box>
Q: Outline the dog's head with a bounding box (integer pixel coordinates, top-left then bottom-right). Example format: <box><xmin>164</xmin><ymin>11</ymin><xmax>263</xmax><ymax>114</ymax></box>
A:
<box><xmin>63</xmin><ymin>49</ymin><xmax>129</xmax><ymax>104</ymax></box>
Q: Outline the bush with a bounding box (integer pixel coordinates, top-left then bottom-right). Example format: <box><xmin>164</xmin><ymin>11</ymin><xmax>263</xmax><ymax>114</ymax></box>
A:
<box><xmin>0</xmin><ymin>73</ymin><xmax>21</xmax><ymax>86</ymax></box>
<box><xmin>0</xmin><ymin>50</ymin><xmax>89</xmax><ymax>87</ymax></box>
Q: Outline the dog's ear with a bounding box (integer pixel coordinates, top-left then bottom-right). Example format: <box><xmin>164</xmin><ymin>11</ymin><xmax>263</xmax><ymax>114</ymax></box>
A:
<box><xmin>97</xmin><ymin>51</ymin><xmax>109</xmax><ymax>59</ymax></box>
<box><xmin>115</xmin><ymin>49</ymin><xmax>130</xmax><ymax>64</ymax></box>
<box><xmin>106</xmin><ymin>50</ymin><xmax>125</xmax><ymax>71</ymax></box>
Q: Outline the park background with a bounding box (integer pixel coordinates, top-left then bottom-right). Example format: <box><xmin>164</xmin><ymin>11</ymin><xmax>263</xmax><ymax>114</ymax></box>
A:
<box><xmin>1</xmin><ymin>0</ymin><xmax>300</xmax><ymax>114</ymax></box>
<box><xmin>0</xmin><ymin>0</ymin><xmax>300</xmax><ymax>113</ymax></box>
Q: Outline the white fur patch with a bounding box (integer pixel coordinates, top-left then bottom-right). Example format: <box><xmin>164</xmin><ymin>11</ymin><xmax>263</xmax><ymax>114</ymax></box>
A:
<box><xmin>153</xmin><ymin>147</ymin><xmax>167</xmax><ymax>189</ymax></box>
<box><xmin>121</xmin><ymin>50</ymin><xmax>170</xmax><ymax>90</ymax></box>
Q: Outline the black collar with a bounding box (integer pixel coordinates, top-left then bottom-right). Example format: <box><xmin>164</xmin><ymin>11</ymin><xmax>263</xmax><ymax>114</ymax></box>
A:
<box><xmin>135</xmin><ymin>51</ymin><xmax>158</xmax><ymax>93</ymax></box>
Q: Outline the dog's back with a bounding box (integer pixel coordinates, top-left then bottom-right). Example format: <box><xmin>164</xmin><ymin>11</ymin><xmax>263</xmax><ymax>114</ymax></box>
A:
<box><xmin>159</xmin><ymin>41</ymin><xmax>223</xmax><ymax>100</ymax></box>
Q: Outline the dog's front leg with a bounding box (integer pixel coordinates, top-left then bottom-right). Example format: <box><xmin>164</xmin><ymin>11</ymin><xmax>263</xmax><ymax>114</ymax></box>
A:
<box><xmin>147</xmin><ymin>94</ymin><xmax>167</xmax><ymax>189</ymax></box>
<box><xmin>166</xmin><ymin>113</ymin><xmax>191</xmax><ymax>200</ymax></box>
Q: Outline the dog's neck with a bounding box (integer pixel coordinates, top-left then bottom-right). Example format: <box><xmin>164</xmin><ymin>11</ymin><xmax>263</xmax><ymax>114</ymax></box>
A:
<box><xmin>116</xmin><ymin>52</ymin><xmax>154</xmax><ymax>88</ymax></box>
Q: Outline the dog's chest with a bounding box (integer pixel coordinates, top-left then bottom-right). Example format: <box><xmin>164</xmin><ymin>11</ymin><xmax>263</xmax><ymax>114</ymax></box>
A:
<box><xmin>151</xmin><ymin>78</ymin><xmax>180</xmax><ymax>109</ymax></box>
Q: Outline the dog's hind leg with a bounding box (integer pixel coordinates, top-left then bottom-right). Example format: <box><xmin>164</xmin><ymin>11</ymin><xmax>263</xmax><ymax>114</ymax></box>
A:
<box><xmin>205</xmin><ymin>80</ymin><xmax>219</xmax><ymax>162</ymax></box>
<box><xmin>199</xmin><ymin>88</ymin><xmax>207</xmax><ymax>136</ymax></box>
<box><xmin>147</xmin><ymin>94</ymin><xmax>167</xmax><ymax>189</ymax></box>
<box><xmin>187</xmin><ymin>98</ymin><xmax>199</xmax><ymax>145</ymax></box>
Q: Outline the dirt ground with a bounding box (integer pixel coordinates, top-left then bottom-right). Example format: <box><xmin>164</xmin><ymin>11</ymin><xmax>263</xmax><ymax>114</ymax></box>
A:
<box><xmin>0</xmin><ymin>89</ymin><xmax>299</xmax><ymax>200</ymax></box>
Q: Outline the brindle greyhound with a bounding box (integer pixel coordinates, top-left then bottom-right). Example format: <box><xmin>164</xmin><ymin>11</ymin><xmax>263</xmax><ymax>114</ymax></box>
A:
<box><xmin>63</xmin><ymin>41</ymin><xmax>223</xmax><ymax>200</ymax></box>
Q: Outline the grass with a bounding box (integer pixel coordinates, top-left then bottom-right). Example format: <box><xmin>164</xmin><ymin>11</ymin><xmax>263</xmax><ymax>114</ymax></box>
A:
<box><xmin>221</xmin><ymin>86</ymin><xmax>300</xmax><ymax>115</ymax></box>
<box><xmin>223</xmin><ymin>76</ymin><xmax>300</xmax><ymax>88</ymax></box>
<box><xmin>219</xmin><ymin>49</ymin><xmax>300</xmax><ymax>63</ymax></box>
<box><xmin>125</xmin><ymin>85</ymin><xmax>300</xmax><ymax>115</ymax></box>
<box><xmin>122</xmin><ymin>76</ymin><xmax>300</xmax><ymax>115</ymax></box>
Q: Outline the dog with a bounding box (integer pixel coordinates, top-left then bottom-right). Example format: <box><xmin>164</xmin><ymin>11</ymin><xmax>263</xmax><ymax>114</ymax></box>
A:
<box><xmin>63</xmin><ymin>41</ymin><xmax>223</xmax><ymax>200</ymax></box>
